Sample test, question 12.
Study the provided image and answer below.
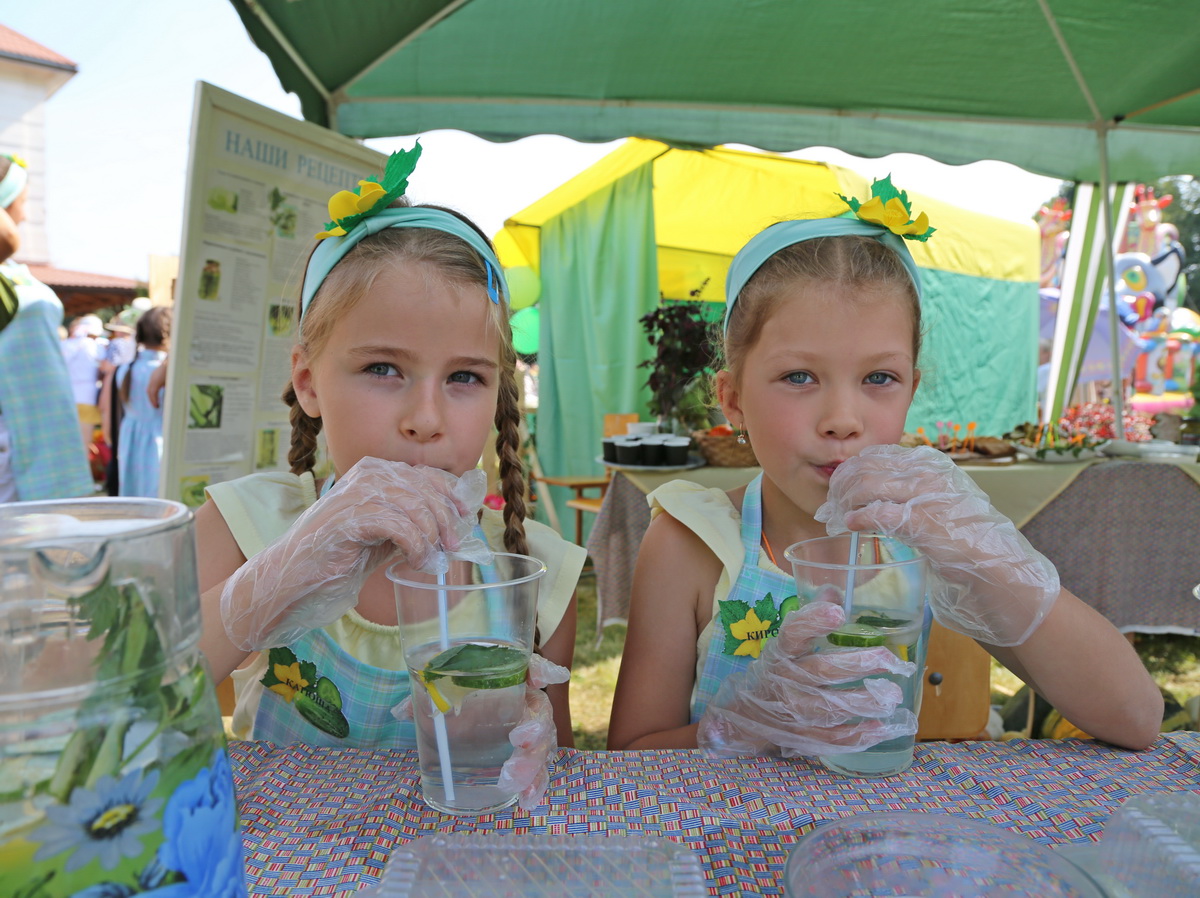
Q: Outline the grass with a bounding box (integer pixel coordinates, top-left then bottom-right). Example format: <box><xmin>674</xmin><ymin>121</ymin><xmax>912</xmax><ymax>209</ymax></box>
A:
<box><xmin>569</xmin><ymin>572</ymin><xmax>1200</xmax><ymax>748</ymax></box>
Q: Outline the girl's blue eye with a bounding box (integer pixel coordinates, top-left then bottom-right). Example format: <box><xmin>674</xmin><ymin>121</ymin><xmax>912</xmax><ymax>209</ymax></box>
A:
<box><xmin>866</xmin><ymin>372</ymin><xmax>895</xmax><ymax>385</ymax></box>
<box><xmin>449</xmin><ymin>370</ymin><xmax>482</xmax><ymax>385</ymax></box>
<box><xmin>785</xmin><ymin>371</ymin><xmax>814</xmax><ymax>385</ymax></box>
<box><xmin>365</xmin><ymin>362</ymin><xmax>397</xmax><ymax>377</ymax></box>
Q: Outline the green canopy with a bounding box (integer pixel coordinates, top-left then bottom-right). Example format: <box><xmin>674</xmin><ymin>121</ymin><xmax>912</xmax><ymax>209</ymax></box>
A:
<box><xmin>230</xmin><ymin>0</ymin><xmax>1200</xmax><ymax>183</ymax></box>
<box><xmin>230</xmin><ymin>0</ymin><xmax>1200</xmax><ymax>437</ymax></box>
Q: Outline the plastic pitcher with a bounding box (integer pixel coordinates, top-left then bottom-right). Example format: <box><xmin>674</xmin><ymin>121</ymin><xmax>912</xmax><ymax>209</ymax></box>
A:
<box><xmin>0</xmin><ymin>498</ymin><xmax>245</xmax><ymax>897</ymax></box>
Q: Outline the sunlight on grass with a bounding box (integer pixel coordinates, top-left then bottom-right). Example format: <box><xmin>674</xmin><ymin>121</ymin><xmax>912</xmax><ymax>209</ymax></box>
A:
<box><xmin>570</xmin><ymin>573</ymin><xmax>626</xmax><ymax>750</ymax></box>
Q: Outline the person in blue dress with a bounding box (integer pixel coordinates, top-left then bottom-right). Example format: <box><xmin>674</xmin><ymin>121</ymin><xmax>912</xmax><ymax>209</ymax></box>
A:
<box><xmin>116</xmin><ymin>306</ymin><xmax>171</xmax><ymax>497</ymax></box>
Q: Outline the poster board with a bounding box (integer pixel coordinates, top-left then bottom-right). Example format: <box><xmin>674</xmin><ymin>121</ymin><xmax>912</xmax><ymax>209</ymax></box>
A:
<box><xmin>162</xmin><ymin>82</ymin><xmax>384</xmax><ymax>505</ymax></box>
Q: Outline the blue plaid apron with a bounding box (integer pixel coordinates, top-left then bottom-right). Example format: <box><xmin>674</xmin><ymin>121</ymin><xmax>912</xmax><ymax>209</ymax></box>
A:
<box><xmin>690</xmin><ymin>474</ymin><xmax>798</xmax><ymax>722</ymax></box>
<box><xmin>253</xmin><ymin>525</ymin><xmax>505</xmax><ymax>748</ymax></box>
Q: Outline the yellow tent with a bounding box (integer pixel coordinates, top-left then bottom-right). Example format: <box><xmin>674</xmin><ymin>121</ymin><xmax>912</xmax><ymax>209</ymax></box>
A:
<box><xmin>497</xmin><ymin>139</ymin><xmax>1037</xmax><ymax>304</ymax></box>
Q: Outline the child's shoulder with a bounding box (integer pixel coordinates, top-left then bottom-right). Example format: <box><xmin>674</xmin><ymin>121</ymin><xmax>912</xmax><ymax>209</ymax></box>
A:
<box><xmin>204</xmin><ymin>470</ymin><xmax>318</xmax><ymax>559</ymax></box>
<box><xmin>646</xmin><ymin>480</ymin><xmax>744</xmax><ymax>577</ymax></box>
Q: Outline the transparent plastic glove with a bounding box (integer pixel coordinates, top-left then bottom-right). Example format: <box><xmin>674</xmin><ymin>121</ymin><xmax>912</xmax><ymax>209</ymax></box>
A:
<box><xmin>391</xmin><ymin>653</ymin><xmax>569</xmax><ymax>812</ymax></box>
<box><xmin>497</xmin><ymin>653</ymin><xmax>570</xmax><ymax>812</ymax></box>
<box><xmin>697</xmin><ymin>601</ymin><xmax>917</xmax><ymax>759</ymax></box>
<box><xmin>816</xmin><ymin>444</ymin><xmax>1059</xmax><ymax>646</ymax></box>
<box><xmin>220</xmin><ymin>457</ymin><xmax>492</xmax><ymax>651</ymax></box>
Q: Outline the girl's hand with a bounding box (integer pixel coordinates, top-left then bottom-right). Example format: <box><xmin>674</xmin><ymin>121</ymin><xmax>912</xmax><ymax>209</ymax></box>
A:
<box><xmin>697</xmin><ymin>601</ymin><xmax>918</xmax><ymax>758</ymax></box>
<box><xmin>816</xmin><ymin>444</ymin><xmax>1059</xmax><ymax>646</ymax></box>
<box><xmin>220</xmin><ymin>457</ymin><xmax>490</xmax><ymax>650</ymax></box>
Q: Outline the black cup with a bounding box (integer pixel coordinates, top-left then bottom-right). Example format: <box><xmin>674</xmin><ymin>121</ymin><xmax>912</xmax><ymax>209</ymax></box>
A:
<box><xmin>641</xmin><ymin>440</ymin><xmax>665</xmax><ymax>465</ymax></box>
<box><xmin>615</xmin><ymin>439</ymin><xmax>644</xmax><ymax>465</ymax></box>
<box><xmin>663</xmin><ymin>439</ymin><xmax>690</xmax><ymax>466</ymax></box>
<box><xmin>601</xmin><ymin>438</ymin><xmax>617</xmax><ymax>463</ymax></box>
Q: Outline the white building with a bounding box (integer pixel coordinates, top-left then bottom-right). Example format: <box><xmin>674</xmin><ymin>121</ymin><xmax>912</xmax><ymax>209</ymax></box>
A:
<box><xmin>0</xmin><ymin>23</ymin><xmax>76</xmax><ymax>266</ymax></box>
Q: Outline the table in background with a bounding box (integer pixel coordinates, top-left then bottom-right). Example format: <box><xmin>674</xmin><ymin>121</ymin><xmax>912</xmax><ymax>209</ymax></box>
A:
<box><xmin>231</xmin><ymin>734</ymin><xmax>1200</xmax><ymax>896</ymax></box>
<box><xmin>588</xmin><ymin>459</ymin><xmax>1200</xmax><ymax>638</ymax></box>
<box><xmin>587</xmin><ymin>466</ymin><xmax>758</xmax><ymax>635</ymax></box>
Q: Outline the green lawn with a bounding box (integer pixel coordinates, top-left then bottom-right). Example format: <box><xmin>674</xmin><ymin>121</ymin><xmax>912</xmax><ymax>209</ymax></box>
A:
<box><xmin>569</xmin><ymin>572</ymin><xmax>1200</xmax><ymax>748</ymax></box>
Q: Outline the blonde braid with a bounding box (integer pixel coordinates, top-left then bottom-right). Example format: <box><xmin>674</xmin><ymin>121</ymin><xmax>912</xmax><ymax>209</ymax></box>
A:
<box><xmin>282</xmin><ymin>380</ymin><xmax>322</xmax><ymax>475</ymax></box>
<box><xmin>494</xmin><ymin>358</ymin><xmax>530</xmax><ymax>556</ymax></box>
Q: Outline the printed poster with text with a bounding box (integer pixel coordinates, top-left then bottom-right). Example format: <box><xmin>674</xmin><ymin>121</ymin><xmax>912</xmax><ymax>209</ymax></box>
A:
<box><xmin>162</xmin><ymin>82</ymin><xmax>384</xmax><ymax>505</ymax></box>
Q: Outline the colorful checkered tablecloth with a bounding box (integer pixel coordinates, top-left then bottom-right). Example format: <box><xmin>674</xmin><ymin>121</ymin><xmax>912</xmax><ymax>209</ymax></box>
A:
<box><xmin>231</xmin><ymin>733</ymin><xmax>1200</xmax><ymax>896</ymax></box>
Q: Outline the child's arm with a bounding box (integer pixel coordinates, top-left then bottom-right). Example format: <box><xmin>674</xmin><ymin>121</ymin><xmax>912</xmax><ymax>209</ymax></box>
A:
<box><xmin>195</xmin><ymin>498</ymin><xmax>252</xmax><ymax>683</ymax></box>
<box><xmin>608</xmin><ymin>512</ymin><xmax>720</xmax><ymax>749</ymax></box>
<box><xmin>538</xmin><ymin>592</ymin><xmax>577</xmax><ymax>747</ymax></box>
<box><xmin>987</xmin><ymin>588</ymin><xmax>1162</xmax><ymax>749</ymax></box>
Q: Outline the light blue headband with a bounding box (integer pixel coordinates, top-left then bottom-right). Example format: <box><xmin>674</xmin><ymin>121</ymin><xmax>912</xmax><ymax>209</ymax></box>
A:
<box><xmin>300</xmin><ymin>206</ymin><xmax>507</xmax><ymax>320</ymax></box>
<box><xmin>0</xmin><ymin>158</ymin><xmax>28</xmax><ymax>209</ymax></box>
<box><xmin>723</xmin><ymin>217</ymin><xmax>924</xmax><ymax>332</ymax></box>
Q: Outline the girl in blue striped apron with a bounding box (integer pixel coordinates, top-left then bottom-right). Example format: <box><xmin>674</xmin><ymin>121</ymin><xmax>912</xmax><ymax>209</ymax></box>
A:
<box><xmin>194</xmin><ymin>146</ymin><xmax>586</xmax><ymax>810</ymax></box>
<box><xmin>609</xmin><ymin>181</ymin><xmax>1161</xmax><ymax>755</ymax></box>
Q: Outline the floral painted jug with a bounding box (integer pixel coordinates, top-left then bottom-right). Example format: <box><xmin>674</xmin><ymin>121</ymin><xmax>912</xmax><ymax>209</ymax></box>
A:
<box><xmin>0</xmin><ymin>499</ymin><xmax>245</xmax><ymax>897</ymax></box>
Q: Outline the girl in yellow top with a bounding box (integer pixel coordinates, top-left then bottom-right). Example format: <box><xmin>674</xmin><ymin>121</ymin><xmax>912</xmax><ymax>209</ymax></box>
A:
<box><xmin>608</xmin><ymin>180</ymin><xmax>1162</xmax><ymax>755</ymax></box>
<box><xmin>196</xmin><ymin>146</ymin><xmax>584</xmax><ymax>809</ymax></box>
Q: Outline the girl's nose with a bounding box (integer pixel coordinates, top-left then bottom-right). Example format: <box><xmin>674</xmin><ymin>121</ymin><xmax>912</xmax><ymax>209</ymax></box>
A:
<box><xmin>401</xmin><ymin>384</ymin><xmax>444</xmax><ymax>441</ymax></box>
<box><xmin>817</xmin><ymin>390</ymin><xmax>863</xmax><ymax>441</ymax></box>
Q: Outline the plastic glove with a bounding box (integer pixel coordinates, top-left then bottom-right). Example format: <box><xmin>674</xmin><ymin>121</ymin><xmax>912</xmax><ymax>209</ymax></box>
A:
<box><xmin>497</xmin><ymin>653</ymin><xmax>570</xmax><ymax>812</ymax></box>
<box><xmin>697</xmin><ymin>601</ymin><xmax>917</xmax><ymax>759</ymax></box>
<box><xmin>816</xmin><ymin>444</ymin><xmax>1059</xmax><ymax>646</ymax></box>
<box><xmin>220</xmin><ymin>456</ymin><xmax>492</xmax><ymax>651</ymax></box>
<box><xmin>390</xmin><ymin>652</ymin><xmax>569</xmax><ymax>812</ymax></box>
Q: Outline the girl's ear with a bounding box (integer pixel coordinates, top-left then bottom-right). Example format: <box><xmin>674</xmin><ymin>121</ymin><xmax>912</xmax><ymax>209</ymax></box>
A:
<box><xmin>911</xmin><ymin>367</ymin><xmax>922</xmax><ymax>398</ymax></box>
<box><xmin>291</xmin><ymin>345</ymin><xmax>321</xmax><ymax>419</ymax></box>
<box><xmin>715</xmin><ymin>369</ymin><xmax>743</xmax><ymax>430</ymax></box>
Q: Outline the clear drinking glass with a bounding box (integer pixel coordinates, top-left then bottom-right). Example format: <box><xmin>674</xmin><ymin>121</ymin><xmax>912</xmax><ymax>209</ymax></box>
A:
<box><xmin>388</xmin><ymin>553</ymin><xmax>545</xmax><ymax>815</ymax></box>
<box><xmin>0</xmin><ymin>498</ymin><xmax>245</xmax><ymax>897</ymax></box>
<box><xmin>784</xmin><ymin>533</ymin><xmax>930</xmax><ymax>777</ymax></box>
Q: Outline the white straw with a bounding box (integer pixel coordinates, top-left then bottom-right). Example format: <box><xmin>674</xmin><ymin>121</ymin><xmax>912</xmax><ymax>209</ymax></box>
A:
<box><xmin>433</xmin><ymin>570</ymin><xmax>455</xmax><ymax>803</ymax></box>
<box><xmin>842</xmin><ymin>532</ymin><xmax>859</xmax><ymax>618</ymax></box>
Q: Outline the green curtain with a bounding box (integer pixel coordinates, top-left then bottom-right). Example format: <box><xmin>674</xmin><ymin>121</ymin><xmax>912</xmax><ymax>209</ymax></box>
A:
<box><xmin>907</xmin><ymin>270</ymin><xmax>1039</xmax><ymax>437</ymax></box>
<box><xmin>536</xmin><ymin>163</ymin><xmax>659</xmax><ymax>543</ymax></box>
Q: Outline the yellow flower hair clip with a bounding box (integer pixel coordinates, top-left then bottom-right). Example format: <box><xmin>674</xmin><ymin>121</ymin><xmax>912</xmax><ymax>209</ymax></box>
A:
<box><xmin>7</xmin><ymin>154</ymin><xmax>27</xmax><ymax>169</ymax></box>
<box><xmin>839</xmin><ymin>175</ymin><xmax>935</xmax><ymax>242</ymax></box>
<box><xmin>315</xmin><ymin>142</ymin><xmax>422</xmax><ymax>240</ymax></box>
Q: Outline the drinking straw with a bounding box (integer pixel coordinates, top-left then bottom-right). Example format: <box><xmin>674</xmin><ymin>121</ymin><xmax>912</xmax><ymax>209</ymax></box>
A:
<box><xmin>433</xmin><ymin>570</ymin><xmax>455</xmax><ymax>803</ymax></box>
<box><xmin>842</xmin><ymin>531</ymin><xmax>859</xmax><ymax>618</ymax></box>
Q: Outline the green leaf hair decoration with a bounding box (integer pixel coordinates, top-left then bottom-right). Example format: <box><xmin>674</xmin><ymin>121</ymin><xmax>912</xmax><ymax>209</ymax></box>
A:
<box><xmin>315</xmin><ymin>142</ymin><xmax>423</xmax><ymax>240</ymax></box>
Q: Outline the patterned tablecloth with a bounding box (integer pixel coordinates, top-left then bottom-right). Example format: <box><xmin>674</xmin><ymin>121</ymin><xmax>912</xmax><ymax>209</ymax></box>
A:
<box><xmin>231</xmin><ymin>734</ymin><xmax>1200</xmax><ymax>896</ymax></box>
<box><xmin>588</xmin><ymin>460</ymin><xmax>1200</xmax><ymax>639</ymax></box>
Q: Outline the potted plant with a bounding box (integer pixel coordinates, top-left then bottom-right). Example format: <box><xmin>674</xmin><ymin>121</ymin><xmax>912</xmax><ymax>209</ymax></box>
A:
<box><xmin>638</xmin><ymin>302</ymin><xmax>717</xmax><ymax>434</ymax></box>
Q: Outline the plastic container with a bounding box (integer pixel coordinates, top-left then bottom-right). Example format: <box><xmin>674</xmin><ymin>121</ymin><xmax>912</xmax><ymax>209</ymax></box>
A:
<box><xmin>371</xmin><ymin>832</ymin><xmax>708</xmax><ymax>897</ymax></box>
<box><xmin>783</xmin><ymin>812</ymin><xmax>1104</xmax><ymax>897</ymax></box>
<box><xmin>0</xmin><ymin>499</ymin><xmax>245</xmax><ymax>897</ymax></box>
<box><xmin>1055</xmin><ymin>791</ymin><xmax>1200</xmax><ymax>897</ymax></box>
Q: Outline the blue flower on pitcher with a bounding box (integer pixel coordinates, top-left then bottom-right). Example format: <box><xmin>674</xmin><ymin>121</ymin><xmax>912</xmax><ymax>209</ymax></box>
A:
<box><xmin>145</xmin><ymin>748</ymin><xmax>244</xmax><ymax>898</ymax></box>
<box><xmin>31</xmin><ymin>768</ymin><xmax>163</xmax><ymax>872</ymax></box>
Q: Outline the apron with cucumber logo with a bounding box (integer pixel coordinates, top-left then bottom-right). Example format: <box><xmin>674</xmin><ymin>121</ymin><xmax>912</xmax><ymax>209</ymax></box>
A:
<box><xmin>691</xmin><ymin>474</ymin><xmax>800</xmax><ymax>722</ymax></box>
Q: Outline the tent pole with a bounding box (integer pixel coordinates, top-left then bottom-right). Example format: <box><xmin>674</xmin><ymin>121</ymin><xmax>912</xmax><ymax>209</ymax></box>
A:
<box><xmin>1095</xmin><ymin>126</ymin><xmax>1127</xmax><ymax>441</ymax></box>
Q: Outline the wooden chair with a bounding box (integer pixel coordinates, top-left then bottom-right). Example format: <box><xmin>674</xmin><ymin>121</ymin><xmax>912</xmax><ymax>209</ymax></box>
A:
<box><xmin>916</xmin><ymin>621</ymin><xmax>993</xmax><ymax>741</ymax></box>
<box><xmin>533</xmin><ymin>414</ymin><xmax>642</xmax><ymax>545</ymax></box>
<box><xmin>536</xmin><ymin>475</ymin><xmax>609</xmax><ymax>545</ymax></box>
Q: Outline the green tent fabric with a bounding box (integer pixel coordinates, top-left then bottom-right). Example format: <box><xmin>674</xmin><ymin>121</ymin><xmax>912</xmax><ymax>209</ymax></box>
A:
<box><xmin>536</xmin><ymin>162</ymin><xmax>658</xmax><ymax>542</ymax></box>
<box><xmin>229</xmin><ymin>0</ymin><xmax>1200</xmax><ymax>184</ymax></box>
